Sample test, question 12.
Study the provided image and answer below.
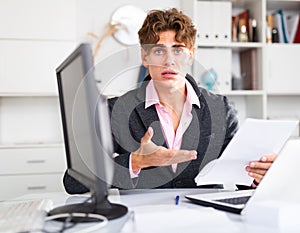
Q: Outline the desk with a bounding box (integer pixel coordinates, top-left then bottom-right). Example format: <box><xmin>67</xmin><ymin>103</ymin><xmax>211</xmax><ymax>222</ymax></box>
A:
<box><xmin>18</xmin><ymin>189</ymin><xmax>297</xmax><ymax>233</ymax></box>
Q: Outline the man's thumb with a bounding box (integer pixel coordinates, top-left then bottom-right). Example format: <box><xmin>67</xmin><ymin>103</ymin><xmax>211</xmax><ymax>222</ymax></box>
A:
<box><xmin>141</xmin><ymin>127</ymin><xmax>153</xmax><ymax>143</ymax></box>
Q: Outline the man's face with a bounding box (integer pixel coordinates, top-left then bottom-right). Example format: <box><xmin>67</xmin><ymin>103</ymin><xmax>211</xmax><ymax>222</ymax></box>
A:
<box><xmin>141</xmin><ymin>30</ymin><xmax>194</xmax><ymax>90</ymax></box>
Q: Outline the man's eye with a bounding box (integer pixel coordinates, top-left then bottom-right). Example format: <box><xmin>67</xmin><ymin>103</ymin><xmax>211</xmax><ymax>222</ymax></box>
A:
<box><xmin>174</xmin><ymin>48</ymin><xmax>183</xmax><ymax>55</ymax></box>
<box><xmin>154</xmin><ymin>49</ymin><xmax>165</xmax><ymax>55</ymax></box>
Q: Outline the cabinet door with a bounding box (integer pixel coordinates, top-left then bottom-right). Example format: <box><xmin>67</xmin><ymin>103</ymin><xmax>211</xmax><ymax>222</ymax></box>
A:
<box><xmin>194</xmin><ymin>48</ymin><xmax>232</xmax><ymax>92</ymax></box>
<box><xmin>0</xmin><ymin>147</ymin><xmax>66</xmax><ymax>175</ymax></box>
<box><xmin>0</xmin><ymin>41</ymin><xmax>76</xmax><ymax>93</ymax></box>
<box><xmin>0</xmin><ymin>174</ymin><xmax>65</xmax><ymax>200</ymax></box>
<box><xmin>0</xmin><ymin>0</ymin><xmax>76</xmax><ymax>40</ymax></box>
<box><xmin>0</xmin><ymin>97</ymin><xmax>63</xmax><ymax>145</ymax></box>
<box><xmin>266</xmin><ymin>45</ymin><xmax>300</xmax><ymax>93</ymax></box>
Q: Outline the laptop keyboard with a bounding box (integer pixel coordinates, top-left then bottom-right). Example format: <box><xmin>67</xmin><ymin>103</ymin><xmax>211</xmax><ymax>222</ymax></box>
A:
<box><xmin>214</xmin><ymin>195</ymin><xmax>251</xmax><ymax>205</ymax></box>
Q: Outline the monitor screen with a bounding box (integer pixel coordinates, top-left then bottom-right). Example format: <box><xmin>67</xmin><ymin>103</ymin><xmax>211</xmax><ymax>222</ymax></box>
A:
<box><xmin>48</xmin><ymin>43</ymin><xmax>127</xmax><ymax>222</ymax></box>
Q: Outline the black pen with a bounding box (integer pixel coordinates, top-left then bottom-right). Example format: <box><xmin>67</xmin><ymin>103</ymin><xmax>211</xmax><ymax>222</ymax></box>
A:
<box><xmin>175</xmin><ymin>195</ymin><xmax>180</xmax><ymax>205</ymax></box>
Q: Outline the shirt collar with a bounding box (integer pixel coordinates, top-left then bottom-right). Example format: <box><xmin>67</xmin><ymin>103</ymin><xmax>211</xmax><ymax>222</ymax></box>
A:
<box><xmin>145</xmin><ymin>79</ymin><xmax>200</xmax><ymax>109</ymax></box>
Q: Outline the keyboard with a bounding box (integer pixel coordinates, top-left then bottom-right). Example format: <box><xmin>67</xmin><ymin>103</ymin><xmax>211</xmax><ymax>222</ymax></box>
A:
<box><xmin>0</xmin><ymin>199</ymin><xmax>53</xmax><ymax>233</ymax></box>
<box><xmin>214</xmin><ymin>195</ymin><xmax>251</xmax><ymax>205</ymax></box>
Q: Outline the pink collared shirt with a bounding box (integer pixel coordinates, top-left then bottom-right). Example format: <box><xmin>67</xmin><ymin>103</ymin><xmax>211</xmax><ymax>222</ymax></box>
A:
<box><xmin>129</xmin><ymin>79</ymin><xmax>200</xmax><ymax>177</ymax></box>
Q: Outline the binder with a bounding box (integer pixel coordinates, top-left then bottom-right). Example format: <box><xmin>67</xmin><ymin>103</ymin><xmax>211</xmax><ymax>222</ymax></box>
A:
<box><xmin>195</xmin><ymin>1</ymin><xmax>213</xmax><ymax>44</ymax></box>
<box><xmin>211</xmin><ymin>1</ymin><xmax>232</xmax><ymax>43</ymax></box>
<box><xmin>239</xmin><ymin>49</ymin><xmax>258</xmax><ymax>90</ymax></box>
<box><xmin>196</xmin><ymin>1</ymin><xmax>231</xmax><ymax>44</ymax></box>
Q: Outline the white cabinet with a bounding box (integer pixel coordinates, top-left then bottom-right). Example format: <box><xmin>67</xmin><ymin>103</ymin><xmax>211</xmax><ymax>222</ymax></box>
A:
<box><xmin>0</xmin><ymin>145</ymin><xmax>66</xmax><ymax>200</ymax></box>
<box><xmin>0</xmin><ymin>0</ymin><xmax>76</xmax><ymax>199</ymax></box>
<box><xmin>181</xmin><ymin>0</ymin><xmax>300</xmax><ymax>130</ymax></box>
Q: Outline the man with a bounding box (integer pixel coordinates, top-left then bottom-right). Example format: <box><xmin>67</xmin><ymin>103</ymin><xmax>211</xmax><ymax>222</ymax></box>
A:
<box><xmin>64</xmin><ymin>8</ymin><xmax>275</xmax><ymax>193</ymax></box>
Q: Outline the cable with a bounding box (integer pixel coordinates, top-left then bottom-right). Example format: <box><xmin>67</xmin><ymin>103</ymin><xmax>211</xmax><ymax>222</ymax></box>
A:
<box><xmin>45</xmin><ymin>213</ymin><xmax>108</xmax><ymax>233</ymax></box>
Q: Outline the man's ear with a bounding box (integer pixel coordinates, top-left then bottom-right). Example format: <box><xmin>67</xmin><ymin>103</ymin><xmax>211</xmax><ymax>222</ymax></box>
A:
<box><xmin>141</xmin><ymin>48</ymin><xmax>149</xmax><ymax>68</ymax></box>
<box><xmin>188</xmin><ymin>47</ymin><xmax>195</xmax><ymax>66</ymax></box>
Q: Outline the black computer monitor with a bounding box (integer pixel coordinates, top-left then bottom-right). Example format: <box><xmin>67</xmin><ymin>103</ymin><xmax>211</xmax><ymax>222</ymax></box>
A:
<box><xmin>47</xmin><ymin>43</ymin><xmax>127</xmax><ymax>222</ymax></box>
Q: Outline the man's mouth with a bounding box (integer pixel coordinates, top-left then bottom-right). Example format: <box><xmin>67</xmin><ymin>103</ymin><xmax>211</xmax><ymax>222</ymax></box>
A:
<box><xmin>161</xmin><ymin>70</ymin><xmax>177</xmax><ymax>76</ymax></box>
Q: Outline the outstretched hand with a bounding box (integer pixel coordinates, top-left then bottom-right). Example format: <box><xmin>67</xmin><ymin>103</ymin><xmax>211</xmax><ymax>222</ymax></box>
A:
<box><xmin>131</xmin><ymin>127</ymin><xmax>197</xmax><ymax>172</ymax></box>
<box><xmin>246</xmin><ymin>154</ymin><xmax>277</xmax><ymax>185</ymax></box>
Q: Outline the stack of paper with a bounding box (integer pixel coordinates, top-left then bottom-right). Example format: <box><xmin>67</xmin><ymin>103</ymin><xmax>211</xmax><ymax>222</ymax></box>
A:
<box><xmin>194</xmin><ymin>118</ymin><xmax>299</xmax><ymax>187</ymax></box>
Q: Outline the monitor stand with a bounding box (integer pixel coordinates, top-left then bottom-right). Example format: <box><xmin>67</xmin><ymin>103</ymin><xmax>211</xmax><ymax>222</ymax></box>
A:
<box><xmin>47</xmin><ymin>197</ymin><xmax>128</xmax><ymax>223</ymax></box>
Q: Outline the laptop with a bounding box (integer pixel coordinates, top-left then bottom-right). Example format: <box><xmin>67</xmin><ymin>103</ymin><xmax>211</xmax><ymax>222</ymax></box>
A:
<box><xmin>185</xmin><ymin>138</ymin><xmax>300</xmax><ymax>214</ymax></box>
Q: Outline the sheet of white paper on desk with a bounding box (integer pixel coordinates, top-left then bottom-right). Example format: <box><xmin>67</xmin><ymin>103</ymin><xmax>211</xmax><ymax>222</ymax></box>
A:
<box><xmin>245</xmin><ymin>201</ymin><xmax>300</xmax><ymax>231</ymax></box>
<box><xmin>121</xmin><ymin>204</ymin><xmax>238</xmax><ymax>233</ymax></box>
<box><xmin>195</xmin><ymin>118</ymin><xmax>299</xmax><ymax>187</ymax></box>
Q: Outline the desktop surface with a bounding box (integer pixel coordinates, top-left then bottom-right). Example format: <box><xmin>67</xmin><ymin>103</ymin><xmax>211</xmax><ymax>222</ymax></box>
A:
<box><xmin>16</xmin><ymin>188</ymin><xmax>298</xmax><ymax>233</ymax></box>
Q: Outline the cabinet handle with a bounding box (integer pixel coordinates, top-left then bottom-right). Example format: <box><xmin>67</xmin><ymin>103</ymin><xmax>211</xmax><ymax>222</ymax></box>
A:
<box><xmin>26</xmin><ymin>160</ymin><xmax>46</xmax><ymax>164</ymax></box>
<box><xmin>27</xmin><ymin>186</ymin><xmax>46</xmax><ymax>190</ymax></box>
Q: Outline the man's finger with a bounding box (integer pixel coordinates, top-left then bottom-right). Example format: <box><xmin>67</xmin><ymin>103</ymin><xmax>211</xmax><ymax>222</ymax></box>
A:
<box><xmin>249</xmin><ymin>161</ymin><xmax>272</xmax><ymax>170</ymax></box>
<box><xmin>260</xmin><ymin>154</ymin><xmax>277</xmax><ymax>162</ymax></box>
<box><xmin>246</xmin><ymin>167</ymin><xmax>267</xmax><ymax>176</ymax></box>
<box><xmin>167</xmin><ymin>149</ymin><xmax>197</xmax><ymax>163</ymax></box>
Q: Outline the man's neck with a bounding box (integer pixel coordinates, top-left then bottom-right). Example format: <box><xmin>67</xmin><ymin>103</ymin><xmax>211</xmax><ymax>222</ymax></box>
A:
<box><xmin>156</xmin><ymin>84</ymin><xmax>187</xmax><ymax>113</ymax></box>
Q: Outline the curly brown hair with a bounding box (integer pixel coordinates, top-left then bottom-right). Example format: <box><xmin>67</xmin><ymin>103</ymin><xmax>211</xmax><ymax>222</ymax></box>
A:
<box><xmin>138</xmin><ymin>8</ymin><xmax>196</xmax><ymax>50</ymax></box>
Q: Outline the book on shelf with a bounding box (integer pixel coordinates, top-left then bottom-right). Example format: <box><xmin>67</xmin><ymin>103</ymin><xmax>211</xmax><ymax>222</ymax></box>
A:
<box><xmin>277</xmin><ymin>9</ymin><xmax>289</xmax><ymax>43</ymax></box>
<box><xmin>248</xmin><ymin>18</ymin><xmax>258</xmax><ymax>42</ymax></box>
<box><xmin>236</xmin><ymin>9</ymin><xmax>250</xmax><ymax>42</ymax></box>
<box><xmin>266</xmin><ymin>14</ymin><xmax>274</xmax><ymax>43</ymax></box>
<box><xmin>269</xmin><ymin>10</ymin><xmax>300</xmax><ymax>44</ymax></box>
<box><xmin>293</xmin><ymin>14</ymin><xmax>300</xmax><ymax>43</ymax></box>
<box><xmin>232</xmin><ymin>9</ymin><xmax>257</xmax><ymax>43</ymax></box>
<box><xmin>232</xmin><ymin>15</ymin><xmax>238</xmax><ymax>42</ymax></box>
<box><xmin>286</xmin><ymin>14</ymin><xmax>299</xmax><ymax>43</ymax></box>
<box><xmin>239</xmin><ymin>49</ymin><xmax>258</xmax><ymax>90</ymax></box>
<box><xmin>272</xmin><ymin>12</ymin><xmax>284</xmax><ymax>43</ymax></box>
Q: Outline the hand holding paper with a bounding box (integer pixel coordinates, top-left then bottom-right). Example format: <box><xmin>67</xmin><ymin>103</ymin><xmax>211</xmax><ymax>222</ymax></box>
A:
<box><xmin>194</xmin><ymin>118</ymin><xmax>299</xmax><ymax>188</ymax></box>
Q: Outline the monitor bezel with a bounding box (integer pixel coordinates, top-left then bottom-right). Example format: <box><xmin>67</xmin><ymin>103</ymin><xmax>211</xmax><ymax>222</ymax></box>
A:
<box><xmin>49</xmin><ymin>43</ymin><xmax>128</xmax><ymax>221</ymax></box>
<box><xmin>56</xmin><ymin>43</ymin><xmax>103</xmax><ymax>194</ymax></box>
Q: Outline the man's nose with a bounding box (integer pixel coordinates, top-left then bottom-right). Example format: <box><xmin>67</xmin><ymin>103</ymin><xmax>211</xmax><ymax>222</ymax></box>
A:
<box><xmin>163</xmin><ymin>49</ymin><xmax>175</xmax><ymax>66</ymax></box>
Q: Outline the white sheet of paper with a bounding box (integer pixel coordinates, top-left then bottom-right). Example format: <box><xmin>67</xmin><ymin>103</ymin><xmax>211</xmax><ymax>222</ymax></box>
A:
<box><xmin>195</xmin><ymin>118</ymin><xmax>299</xmax><ymax>187</ymax></box>
<box><xmin>121</xmin><ymin>204</ymin><xmax>238</xmax><ymax>233</ymax></box>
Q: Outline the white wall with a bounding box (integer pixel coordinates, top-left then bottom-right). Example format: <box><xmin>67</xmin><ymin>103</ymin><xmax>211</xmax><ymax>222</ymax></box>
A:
<box><xmin>76</xmin><ymin>0</ymin><xmax>180</xmax><ymax>95</ymax></box>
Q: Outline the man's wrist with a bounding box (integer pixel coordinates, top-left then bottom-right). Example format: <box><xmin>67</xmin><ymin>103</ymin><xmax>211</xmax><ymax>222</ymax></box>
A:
<box><xmin>129</xmin><ymin>153</ymin><xmax>141</xmax><ymax>178</ymax></box>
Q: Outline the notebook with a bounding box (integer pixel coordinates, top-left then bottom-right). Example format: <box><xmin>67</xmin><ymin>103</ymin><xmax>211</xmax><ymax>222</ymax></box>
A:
<box><xmin>185</xmin><ymin>138</ymin><xmax>300</xmax><ymax>214</ymax></box>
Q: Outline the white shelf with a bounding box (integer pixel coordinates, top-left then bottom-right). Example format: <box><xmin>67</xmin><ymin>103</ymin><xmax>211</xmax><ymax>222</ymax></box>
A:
<box><xmin>221</xmin><ymin>90</ymin><xmax>265</xmax><ymax>96</ymax></box>
<box><xmin>0</xmin><ymin>143</ymin><xmax>64</xmax><ymax>149</ymax></box>
<box><xmin>267</xmin><ymin>92</ymin><xmax>300</xmax><ymax>96</ymax></box>
<box><xmin>0</xmin><ymin>92</ymin><xmax>58</xmax><ymax>97</ymax></box>
<box><xmin>181</xmin><ymin>0</ymin><xmax>300</xmax><ymax>123</ymax></box>
<box><xmin>197</xmin><ymin>42</ymin><xmax>264</xmax><ymax>50</ymax></box>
